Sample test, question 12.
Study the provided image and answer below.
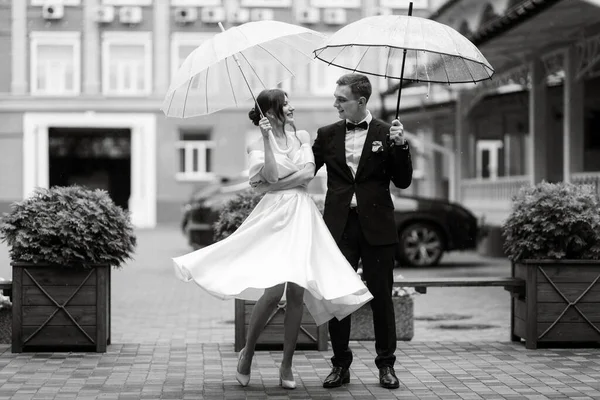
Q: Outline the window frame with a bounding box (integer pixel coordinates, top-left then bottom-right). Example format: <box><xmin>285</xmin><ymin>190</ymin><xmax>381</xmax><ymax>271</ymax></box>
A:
<box><xmin>102</xmin><ymin>31</ymin><xmax>153</xmax><ymax>96</ymax></box>
<box><xmin>175</xmin><ymin>138</ymin><xmax>217</xmax><ymax>181</ymax></box>
<box><xmin>475</xmin><ymin>139</ymin><xmax>504</xmax><ymax>180</ymax></box>
<box><xmin>31</xmin><ymin>0</ymin><xmax>81</xmax><ymax>5</ymax></box>
<box><xmin>100</xmin><ymin>0</ymin><xmax>153</xmax><ymax>5</ymax></box>
<box><xmin>30</xmin><ymin>31</ymin><xmax>81</xmax><ymax>96</ymax></box>
<box><xmin>170</xmin><ymin>32</ymin><xmax>213</xmax><ymax>80</ymax></box>
<box><xmin>170</xmin><ymin>0</ymin><xmax>221</xmax><ymax>5</ymax></box>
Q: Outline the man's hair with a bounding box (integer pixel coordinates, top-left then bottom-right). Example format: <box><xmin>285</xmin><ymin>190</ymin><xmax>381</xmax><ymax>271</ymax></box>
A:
<box><xmin>336</xmin><ymin>73</ymin><xmax>372</xmax><ymax>102</ymax></box>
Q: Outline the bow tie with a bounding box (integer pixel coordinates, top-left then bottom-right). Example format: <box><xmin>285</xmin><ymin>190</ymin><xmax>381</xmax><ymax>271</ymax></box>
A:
<box><xmin>346</xmin><ymin>121</ymin><xmax>368</xmax><ymax>131</ymax></box>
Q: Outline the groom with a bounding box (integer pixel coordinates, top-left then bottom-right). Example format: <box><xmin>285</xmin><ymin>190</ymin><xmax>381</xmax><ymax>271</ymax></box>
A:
<box><xmin>312</xmin><ymin>73</ymin><xmax>413</xmax><ymax>389</ymax></box>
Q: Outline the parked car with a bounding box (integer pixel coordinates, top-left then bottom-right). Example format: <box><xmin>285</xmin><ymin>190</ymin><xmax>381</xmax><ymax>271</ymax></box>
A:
<box><xmin>181</xmin><ymin>170</ymin><xmax>484</xmax><ymax>267</ymax></box>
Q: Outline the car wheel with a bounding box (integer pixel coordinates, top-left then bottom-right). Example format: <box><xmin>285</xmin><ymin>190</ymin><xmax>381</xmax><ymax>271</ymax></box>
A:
<box><xmin>398</xmin><ymin>222</ymin><xmax>444</xmax><ymax>267</ymax></box>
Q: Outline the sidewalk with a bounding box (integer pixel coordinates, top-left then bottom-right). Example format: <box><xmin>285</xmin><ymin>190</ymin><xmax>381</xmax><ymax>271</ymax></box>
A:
<box><xmin>1</xmin><ymin>227</ymin><xmax>599</xmax><ymax>399</ymax></box>
<box><xmin>1</xmin><ymin>342</ymin><xmax>599</xmax><ymax>399</ymax></box>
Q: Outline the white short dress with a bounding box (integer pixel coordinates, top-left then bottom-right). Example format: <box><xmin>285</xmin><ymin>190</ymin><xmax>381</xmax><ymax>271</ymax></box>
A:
<box><xmin>173</xmin><ymin>131</ymin><xmax>372</xmax><ymax>326</ymax></box>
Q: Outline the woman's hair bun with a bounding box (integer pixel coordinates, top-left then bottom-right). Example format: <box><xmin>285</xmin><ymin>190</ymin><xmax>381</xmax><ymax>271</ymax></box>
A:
<box><xmin>248</xmin><ymin>107</ymin><xmax>260</xmax><ymax>126</ymax></box>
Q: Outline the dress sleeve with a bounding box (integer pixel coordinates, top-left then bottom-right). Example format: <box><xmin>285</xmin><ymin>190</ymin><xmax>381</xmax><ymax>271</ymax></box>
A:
<box><xmin>248</xmin><ymin>150</ymin><xmax>265</xmax><ymax>183</ymax></box>
<box><xmin>298</xmin><ymin>131</ymin><xmax>315</xmax><ymax>166</ymax></box>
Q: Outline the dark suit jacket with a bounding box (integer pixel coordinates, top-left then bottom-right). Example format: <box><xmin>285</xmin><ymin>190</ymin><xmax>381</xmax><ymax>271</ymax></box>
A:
<box><xmin>313</xmin><ymin>117</ymin><xmax>413</xmax><ymax>246</ymax></box>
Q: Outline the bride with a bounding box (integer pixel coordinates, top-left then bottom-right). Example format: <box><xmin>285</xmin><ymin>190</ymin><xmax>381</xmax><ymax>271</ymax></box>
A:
<box><xmin>172</xmin><ymin>88</ymin><xmax>372</xmax><ymax>389</ymax></box>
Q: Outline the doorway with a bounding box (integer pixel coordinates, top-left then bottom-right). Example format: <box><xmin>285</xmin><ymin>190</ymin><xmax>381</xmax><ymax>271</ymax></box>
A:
<box><xmin>49</xmin><ymin>127</ymin><xmax>131</xmax><ymax>210</ymax></box>
<box><xmin>23</xmin><ymin>112</ymin><xmax>156</xmax><ymax>228</ymax></box>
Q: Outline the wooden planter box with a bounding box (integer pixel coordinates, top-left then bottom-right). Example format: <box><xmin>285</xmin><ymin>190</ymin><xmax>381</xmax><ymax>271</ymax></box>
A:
<box><xmin>350</xmin><ymin>296</ymin><xmax>414</xmax><ymax>341</ymax></box>
<box><xmin>0</xmin><ymin>308</ymin><xmax>10</xmax><ymax>344</ymax></box>
<box><xmin>11</xmin><ymin>262</ymin><xmax>111</xmax><ymax>353</ymax></box>
<box><xmin>512</xmin><ymin>260</ymin><xmax>600</xmax><ymax>349</ymax></box>
<box><xmin>234</xmin><ymin>299</ymin><xmax>328</xmax><ymax>352</ymax></box>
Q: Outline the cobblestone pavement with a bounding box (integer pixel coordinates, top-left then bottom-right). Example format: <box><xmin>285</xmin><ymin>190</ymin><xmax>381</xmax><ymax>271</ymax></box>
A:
<box><xmin>1</xmin><ymin>342</ymin><xmax>599</xmax><ymax>399</ymax></box>
<box><xmin>1</xmin><ymin>227</ymin><xmax>600</xmax><ymax>399</ymax></box>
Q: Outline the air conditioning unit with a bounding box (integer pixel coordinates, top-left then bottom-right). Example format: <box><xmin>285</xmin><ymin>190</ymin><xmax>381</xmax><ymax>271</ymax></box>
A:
<box><xmin>175</xmin><ymin>7</ymin><xmax>198</xmax><ymax>24</ymax></box>
<box><xmin>229</xmin><ymin>8</ymin><xmax>250</xmax><ymax>24</ymax></box>
<box><xmin>94</xmin><ymin>5</ymin><xmax>115</xmax><ymax>23</ymax></box>
<box><xmin>323</xmin><ymin>8</ymin><xmax>346</xmax><ymax>25</ymax></box>
<box><xmin>250</xmin><ymin>8</ymin><xmax>274</xmax><ymax>21</ymax></box>
<box><xmin>42</xmin><ymin>3</ymin><xmax>64</xmax><ymax>20</ymax></box>
<box><xmin>200</xmin><ymin>7</ymin><xmax>225</xmax><ymax>23</ymax></box>
<box><xmin>296</xmin><ymin>7</ymin><xmax>319</xmax><ymax>24</ymax></box>
<box><xmin>373</xmin><ymin>7</ymin><xmax>393</xmax><ymax>16</ymax></box>
<box><xmin>119</xmin><ymin>6</ymin><xmax>142</xmax><ymax>24</ymax></box>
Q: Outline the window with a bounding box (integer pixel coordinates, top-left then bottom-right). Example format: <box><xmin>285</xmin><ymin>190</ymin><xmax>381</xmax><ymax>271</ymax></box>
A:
<box><xmin>311</xmin><ymin>51</ymin><xmax>360</xmax><ymax>96</ymax></box>
<box><xmin>101</xmin><ymin>0</ymin><xmax>152</xmax><ymax>5</ymax></box>
<box><xmin>310</xmin><ymin>0</ymin><xmax>359</xmax><ymax>7</ymax></box>
<box><xmin>176</xmin><ymin>131</ymin><xmax>216</xmax><ymax>181</ymax></box>
<box><xmin>476</xmin><ymin>140</ymin><xmax>504</xmax><ymax>179</ymax></box>
<box><xmin>171</xmin><ymin>33</ymin><xmax>212</xmax><ymax>79</ymax></box>
<box><xmin>30</xmin><ymin>32</ymin><xmax>80</xmax><ymax>96</ymax></box>
<box><xmin>380</xmin><ymin>0</ymin><xmax>428</xmax><ymax>8</ymax></box>
<box><xmin>241</xmin><ymin>0</ymin><xmax>291</xmax><ymax>6</ymax></box>
<box><xmin>31</xmin><ymin>0</ymin><xmax>80</xmax><ymax>4</ymax></box>
<box><xmin>102</xmin><ymin>32</ymin><xmax>152</xmax><ymax>96</ymax></box>
<box><xmin>171</xmin><ymin>0</ymin><xmax>221</xmax><ymax>5</ymax></box>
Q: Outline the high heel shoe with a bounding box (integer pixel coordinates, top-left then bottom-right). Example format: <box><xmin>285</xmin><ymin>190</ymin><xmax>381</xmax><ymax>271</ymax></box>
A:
<box><xmin>279</xmin><ymin>369</ymin><xmax>296</xmax><ymax>390</ymax></box>
<box><xmin>236</xmin><ymin>348</ymin><xmax>251</xmax><ymax>387</ymax></box>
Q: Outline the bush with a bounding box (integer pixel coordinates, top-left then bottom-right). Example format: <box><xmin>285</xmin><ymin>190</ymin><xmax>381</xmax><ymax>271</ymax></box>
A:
<box><xmin>213</xmin><ymin>190</ymin><xmax>265</xmax><ymax>242</ymax></box>
<box><xmin>502</xmin><ymin>181</ymin><xmax>600</xmax><ymax>262</ymax></box>
<box><xmin>0</xmin><ymin>186</ymin><xmax>136</xmax><ymax>268</ymax></box>
<box><xmin>212</xmin><ymin>190</ymin><xmax>326</xmax><ymax>242</ymax></box>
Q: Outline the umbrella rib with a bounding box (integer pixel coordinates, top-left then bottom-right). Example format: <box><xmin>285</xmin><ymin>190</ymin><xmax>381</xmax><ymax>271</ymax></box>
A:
<box><xmin>316</xmin><ymin>44</ymin><xmax>493</xmax><ymax>73</ymax></box>
<box><xmin>354</xmin><ymin>46</ymin><xmax>370</xmax><ymax>73</ymax></box>
<box><xmin>224</xmin><ymin>56</ymin><xmax>239</xmax><ymax>106</ymax></box>
<box><xmin>205</xmin><ymin>66</ymin><xmax>210</xmax><ymax>114</ymax></box>
<box><xmin>238</xmin><ymin>51</ymin><xmax>267</xmax><ymax>89</ymax></box>
<box><xmin>385</xmin><ymin>46</ymin><xmax>391</xmax><ymax>79</ymax></box>
<box><xmin>182</xmin><ymin>77</ymin><xmax>193</xmax><ymax>118</ymax></box>
<box><xmin>256</xmin><ymin>43</ymin><xmax>294</xmax><ymax>76</ymax></box>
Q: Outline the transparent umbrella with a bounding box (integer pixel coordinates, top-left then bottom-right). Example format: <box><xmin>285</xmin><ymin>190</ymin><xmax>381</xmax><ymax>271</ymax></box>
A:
<box><xmin>162</xmin><ymin>20</ymin><xmax>326</xmax><ymax>119</ymax></box>
<box><xmin>313</xmin><ymin>2</ymin><xmax>494</xmax><ymax>119</ymax></box>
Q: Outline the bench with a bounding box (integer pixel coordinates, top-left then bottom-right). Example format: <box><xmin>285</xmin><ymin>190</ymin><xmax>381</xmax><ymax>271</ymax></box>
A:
<box><xmin>393</xmin><ymin>276</ymin><xmax>526</xmax><ymax>343</ymax></box>
<box><xmin>0</xmin><ymin>280</ymin><xmax>11</xmax><ymax>301</ymax></box>
<box><xmin>394</xmin><ymin>277</ymin><xmax>525</xmax><ymax>296</ymax></box>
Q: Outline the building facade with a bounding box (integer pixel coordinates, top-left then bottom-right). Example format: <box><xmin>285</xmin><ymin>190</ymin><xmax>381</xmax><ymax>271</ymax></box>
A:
<box><xmin>0</xmin><ymin>0</ymin><xmax>436</xmax><ymax>228</ymax></box>
<box><xmin>380</xmin><ymin>0</ymin><xmax>600</xmax><ymax>255</ymax></box>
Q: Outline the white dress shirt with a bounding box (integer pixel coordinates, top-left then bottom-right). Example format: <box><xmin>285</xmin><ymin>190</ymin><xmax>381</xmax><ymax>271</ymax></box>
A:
<box><xmin>346</xmin><ymin>111</ymin><xmax>372</xmax><ymax>208</ymax></box>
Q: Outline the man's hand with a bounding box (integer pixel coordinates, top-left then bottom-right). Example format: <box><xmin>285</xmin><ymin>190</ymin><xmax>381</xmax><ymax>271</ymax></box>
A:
<box><xmin>389</xmin><ymin>119</ymin><xmax>406</xmax><ymax>146</ymax></box>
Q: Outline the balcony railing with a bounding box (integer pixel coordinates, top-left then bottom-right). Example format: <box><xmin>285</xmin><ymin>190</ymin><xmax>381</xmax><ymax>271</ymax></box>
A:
<box><xmin>460</xmin><ymin>175</ymin><xmax>531</xmax><ymax>202</ymax></box>
<box><xmin>571</xmin><ymin>172</ymin><xmax>600</xmax><ymax>198</ymax></box>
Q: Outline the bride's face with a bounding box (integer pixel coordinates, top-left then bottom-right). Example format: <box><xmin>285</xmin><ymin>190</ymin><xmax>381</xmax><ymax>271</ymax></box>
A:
<box><xmin>269</xmin><ymin>95</ymin><xmax>295</xmax><ymax>129</ymax></box>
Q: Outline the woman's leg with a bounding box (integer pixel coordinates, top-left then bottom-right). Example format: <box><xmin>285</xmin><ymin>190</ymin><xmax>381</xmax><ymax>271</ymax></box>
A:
<box><xmin>280</xmin><ymin>282</ymin><xmax>305</xmax><ymax>381</ymax></box>
<box><xmin>239</xmin><ymin>283</ymin><xmax>286</xmax><ymax>374</ymax></box>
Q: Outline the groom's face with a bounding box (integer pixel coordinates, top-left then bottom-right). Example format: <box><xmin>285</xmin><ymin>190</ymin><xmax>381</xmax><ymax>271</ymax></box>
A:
<box><xmin>333</xmin><ymin>84</ymin><xmax>364</xmax><ymax>123</ymax></box>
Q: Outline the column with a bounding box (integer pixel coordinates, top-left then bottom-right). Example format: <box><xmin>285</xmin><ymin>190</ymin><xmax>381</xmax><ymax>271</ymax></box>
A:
<box><xmin>528</xmin><ymin>56</ymin><xmax>548</xmax><ymax>185</ymax></box>
<box><xmin>154</xmin><ymin>0</ymin><xmax>170</xmax><ymax>95</ymax></box>
<box><xmin>11</xmin><ymin>0</ymin><xmax>27</xmax><ymax>94</ymax></box>
<box><xmin>562</xmin><ymin>45</ymin><xmax>584</xmax><ymax>182</ymax></box>
<box><xmin>453</xmin><ymin>91</ymin><xmax>469</xmax><ymax>203</ymax></box>
<box><xmin>83</xmin><ymin>0</ymin><xmax>100</xmax><ymax>94</ymax></box>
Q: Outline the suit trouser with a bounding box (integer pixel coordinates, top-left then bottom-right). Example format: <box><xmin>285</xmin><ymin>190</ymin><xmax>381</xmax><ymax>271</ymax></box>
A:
<box><xmin>328</xmin><ymin>207</ymin><xmax>397</xmax><ymax>369</ymax></box>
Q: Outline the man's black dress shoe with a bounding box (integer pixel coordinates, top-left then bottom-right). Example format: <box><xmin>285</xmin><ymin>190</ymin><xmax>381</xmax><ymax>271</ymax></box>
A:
<box><xmin>379</xmin><ymin>366</ymin><xmax>400</xmax><ymax>389</ymax></box>
<box><xmin>323</xmin><ymin>366</ymin><xmax>350</xmax><ymax>388</ymax></box>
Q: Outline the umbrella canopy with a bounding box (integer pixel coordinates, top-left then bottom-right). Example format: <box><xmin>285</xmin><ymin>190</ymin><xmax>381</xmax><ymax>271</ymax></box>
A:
<box><xmin>162</xmin><ymin>20</ymin><xmax>327</xmax><ymax>118</ymax></box>
<box><xmin>313</xmin><ymin>10</ymin><xmax>494</xmax><ymax>118</ymax></box>
<box><xmin>313</xmin><ymin>15</ymin><xmax>494</xmax><ymax>84</ymax></box>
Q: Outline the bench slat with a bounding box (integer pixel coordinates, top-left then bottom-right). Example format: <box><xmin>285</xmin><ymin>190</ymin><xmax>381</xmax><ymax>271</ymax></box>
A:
<box><xmin>393</xmin><ymin>277</ymin><xmax>525</xmax><ymax>295</ymax></box>
<box><xmin>393</xmin><ymin>277</ymin><xmax>525</xmax><ymax>287</ymax></box>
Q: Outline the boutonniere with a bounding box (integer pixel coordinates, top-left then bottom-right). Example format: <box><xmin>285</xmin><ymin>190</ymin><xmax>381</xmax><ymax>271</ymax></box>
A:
<box><xmin>371</xmin><ymin>141</ymin><xmax>384</xmax><ymax>153</ymax></box>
